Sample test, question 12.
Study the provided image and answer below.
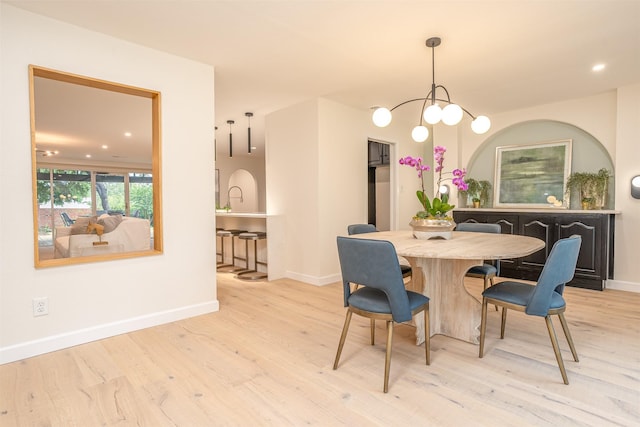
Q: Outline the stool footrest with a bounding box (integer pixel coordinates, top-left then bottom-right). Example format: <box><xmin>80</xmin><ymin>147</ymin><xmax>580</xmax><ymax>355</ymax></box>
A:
<box><xmin>236</xmin><ymin>270</ymin><xmax>268</xmax><ymax>281</ymax></box>
<box><xmin>217</xmin><ymin>264</ymin><xmax>247</xmax><ymax>273</ymax></box>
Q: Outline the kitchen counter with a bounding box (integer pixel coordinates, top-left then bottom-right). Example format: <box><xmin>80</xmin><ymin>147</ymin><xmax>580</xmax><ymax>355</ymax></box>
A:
<box><xmin>215</xmin><ymin>211</ymin><xmax>268</xmax><ymax>218</ymax></box>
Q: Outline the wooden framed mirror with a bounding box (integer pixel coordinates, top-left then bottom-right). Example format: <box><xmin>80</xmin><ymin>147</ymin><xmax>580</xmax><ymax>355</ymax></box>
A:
<box><xmin>29</xmin><ymin>65</ymin><xmax>163</xmax><ymax>268</ymax></box>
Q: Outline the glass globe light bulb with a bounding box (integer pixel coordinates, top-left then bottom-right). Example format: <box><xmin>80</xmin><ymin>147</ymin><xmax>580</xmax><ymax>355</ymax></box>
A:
<box><xmin>411</xmin><ymin>125</ymin><xmax>429</xmax><ymax>142</ymax></box>
<box><xmin>423</xmin><ymin>104</ymin><xmax>442</xmax><ymax>125</ymax></box>
<box><xmin>471</xmin><ymin>115</ymin><xmax>491</xmax><ymax>134</ymax></box>
<box><xmin>442</xmin><ymin>104</ymin><xmax>463</xmax><ymax>125</ymax></box>
<box><xmin>372</xmin><ymin>107</ymin><xmax>392</xmax><ymax>127</ymax></box>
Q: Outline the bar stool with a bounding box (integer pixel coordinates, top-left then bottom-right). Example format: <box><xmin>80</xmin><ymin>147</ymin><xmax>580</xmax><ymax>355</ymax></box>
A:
<box><xmin>215</xmin><ymin>228</ymin><xmax>224</xmax><ymax>265</ymax></box>
<box><xmin>217</xmin><ymin>229</ymin><xmax>247</xmax><ymax>272</ymax></box>
<box><xmin>236</xmin><ymin>231</ymin><xmax>268</xmax><ymax>281</ymax></box>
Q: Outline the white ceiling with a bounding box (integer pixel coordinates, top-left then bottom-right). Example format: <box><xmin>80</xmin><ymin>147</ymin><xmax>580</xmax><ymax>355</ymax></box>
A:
<box><xmin>34</xmin><ymin>76</ymin><xmax>153</xmax><ymax>168</ymax></box>
<box><xmin>10</xmin><ymin>1</ymin><xmax>640</xmax><ymax>158</ymax></box>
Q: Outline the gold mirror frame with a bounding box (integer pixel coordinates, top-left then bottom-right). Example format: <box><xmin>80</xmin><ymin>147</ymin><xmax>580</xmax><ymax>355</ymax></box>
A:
<box><xmin>29</xmin><ymin>65</ymin><xmax>163</xmax><ymax>268</ymax></box>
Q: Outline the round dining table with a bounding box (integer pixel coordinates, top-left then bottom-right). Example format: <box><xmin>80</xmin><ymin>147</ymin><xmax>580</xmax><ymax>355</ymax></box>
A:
<box><xmin>346</xmin><ymin>230</ymin><xmax>545</xmax><ymax>345</ymax></box>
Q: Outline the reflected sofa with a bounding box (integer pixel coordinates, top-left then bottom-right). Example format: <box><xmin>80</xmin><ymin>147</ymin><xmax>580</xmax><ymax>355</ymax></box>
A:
<box><xmin>54</xmin><ymin>215</ymin><xmax>151</xmax><ymax>258</ymax></box>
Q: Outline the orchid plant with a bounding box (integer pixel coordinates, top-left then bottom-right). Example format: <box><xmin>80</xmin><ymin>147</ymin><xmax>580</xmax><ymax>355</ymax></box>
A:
<box><xmin>399</xmin><ymin>146</ymin><xmax>468</xmax><ymax>219</ymax></box>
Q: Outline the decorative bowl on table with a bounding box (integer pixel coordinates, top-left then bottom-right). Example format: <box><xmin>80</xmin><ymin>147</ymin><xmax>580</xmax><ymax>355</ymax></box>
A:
<box><xmin>410</xmin><ymin>218</ymin><xmax>456</xmax><ymax>240</ymax></box>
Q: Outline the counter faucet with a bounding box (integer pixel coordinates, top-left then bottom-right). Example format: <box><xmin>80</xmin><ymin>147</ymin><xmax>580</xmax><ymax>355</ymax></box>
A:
<box><xmin>226</xmin><ymin>185</ymin><xmax>243</xmax><ymax>208</ymax></box>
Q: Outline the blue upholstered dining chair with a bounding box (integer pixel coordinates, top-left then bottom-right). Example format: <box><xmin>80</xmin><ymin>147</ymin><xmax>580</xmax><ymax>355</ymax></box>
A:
<box><xmin>455</xmin><ymin>222</ymin><xmax>501</xmax><ymax>291</ymax></box>
<box><xmin>334</xmin><ymin>236</ymin><xmax>430</xmax><ymax>393</ymax></box>
<box><xmin>479</xmin><ymin>235</ymin><xmax>582</xmax><ymax>384</ymax></box>
<box><xmin>347</xmin><ymin>224</ymin><xmax>412</xmax><ymax>279</ymax></box>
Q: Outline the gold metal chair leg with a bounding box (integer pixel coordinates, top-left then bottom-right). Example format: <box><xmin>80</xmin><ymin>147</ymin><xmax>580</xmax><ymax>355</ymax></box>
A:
<box><xmin>545</xmin><ymin>315</ymin><xmax>569</xmax><ymax>385</ymax></box>
<box><xmin>333</xmin><ymin>311</ymin><xmax>353</xmax><ymax>370</ymax></box>
<box><xmin>424</xmin><ymin>306</ymin><xmax>431</xmax><ymax>365</ymax></box>
<box><xmin>479</xmin><ymin>297</ymin><xmax>488</xmax><ymax>358</ymax></box>
<box><xmin>370</xmin><ymin>319</ymin><xmax>375</xmax><ymax>345</ymax></box>
<box><xmin>383</xmin><ymin>320</ymin><xmax>394</xmax><ymax>393</ymax></box>
<box><xmin>489</xmin><ymin>276</ymin><xmax>498</xmax><ymax>311</ymax></box>
<box><xmin>558</xmin><ymin>313</ymin><xmax>579</xmax><ymax>362</ymax></box>
<box><xmin>500</xmin><ymin>308</ymin><xmax>507</xmax><ymax>339</ymax></box>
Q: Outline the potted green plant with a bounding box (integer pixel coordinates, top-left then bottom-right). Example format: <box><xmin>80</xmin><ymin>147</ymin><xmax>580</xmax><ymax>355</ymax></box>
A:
<box><xmin>565</xmin><ymin>168</ymin><xmax>611</xmax><ymax>210</ymax></box>
<box><xmin>460</xmin><ymin>178</ymin><xmax>492</xmax><ymax>208</ymax></box>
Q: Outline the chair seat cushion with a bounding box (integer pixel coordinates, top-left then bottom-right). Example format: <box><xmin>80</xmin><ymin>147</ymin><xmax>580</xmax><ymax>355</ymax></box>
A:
<box><xmin>468</xmin><ymin>263</ymin><xmax>497</xmax><ymax>276</ymax></box>
<box><xmin>348</xmin><ymin>287</ymin><xmax>428</xmax><ymax>315</ymax></box>
<box><xmin>483</xmin><ymin>281</ymin><xmax>566</xmax><ymax>311</ymax></box>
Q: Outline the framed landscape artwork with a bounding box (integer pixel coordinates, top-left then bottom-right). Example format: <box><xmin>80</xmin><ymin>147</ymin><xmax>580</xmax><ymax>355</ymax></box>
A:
<box><xmin>494</xmin><ymin>139</ymin><xmax>572</xmax><ymax>208</ymax></box>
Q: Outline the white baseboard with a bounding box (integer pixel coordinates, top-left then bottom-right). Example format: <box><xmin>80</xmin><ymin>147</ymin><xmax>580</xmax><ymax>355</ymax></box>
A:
<box><xmin>285</xmin><ymin>271</ymin><xmax>340</xmax><ymax>286</ymax></box>
<box><xmin>605</xmin><ymin>279</ymin><xmax>640</xmax><ymax>293</ymax></box>
<box><xmin>0</xmin><ymin>300</ymin><xmax>219</xmax><ymax>365</ymax></box>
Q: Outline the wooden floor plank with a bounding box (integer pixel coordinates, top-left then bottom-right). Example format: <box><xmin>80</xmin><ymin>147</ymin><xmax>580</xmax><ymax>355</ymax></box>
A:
<box><xmin>1</xmin><ymin>274</ymin><xmax>639</xmax><ymax>426</ymax></box>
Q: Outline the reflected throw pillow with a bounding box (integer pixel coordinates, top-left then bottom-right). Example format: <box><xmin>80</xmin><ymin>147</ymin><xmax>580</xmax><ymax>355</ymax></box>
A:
<box><xmin>70</xmin><ymin>216</ymin><xmax>98</xmax><ymax>235</ymax></box>
<box><xmin>97</xmin><ymin>214</ymin><xmax>123</xmax><ymax>233</ymax></box>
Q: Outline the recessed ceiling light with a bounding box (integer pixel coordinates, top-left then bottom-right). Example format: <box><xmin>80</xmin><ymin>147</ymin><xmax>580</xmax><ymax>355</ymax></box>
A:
<box><xmin>592</xmin><ymin>63</ymin><xmax>605</xmax><ymax>72</ymax></box>
<box><xmin>85</xmin><ymin>154</ymin><xmax>92</xmax><ymax>158</ymax></box>
<box><xmin>102</xmin><ymin>145</ymin><xmax>108</xmax><ymax>149</ymax></box>
<box><xmin>124</xmin><ymin>132</ymin><xmax>132</xmax><ymax>137</ymax></box>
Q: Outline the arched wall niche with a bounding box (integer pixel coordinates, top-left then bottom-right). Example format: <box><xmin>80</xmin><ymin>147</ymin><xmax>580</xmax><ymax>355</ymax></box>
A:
<box><xmin>463</xmin><ymin>119</ymin><xmax>614</xmax><ymax>209</ymax></box>
<box><xmin>227</xmin><ymin>169</ymin><xmax>258</xmax><ymax>212</ymax></box>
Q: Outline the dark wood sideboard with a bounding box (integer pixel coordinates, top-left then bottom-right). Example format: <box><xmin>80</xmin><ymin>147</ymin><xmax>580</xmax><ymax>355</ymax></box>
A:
<box><xmin>453</xmin><ymin>209</ymin><xmax>618</xmax><ymax>290</ymax></box>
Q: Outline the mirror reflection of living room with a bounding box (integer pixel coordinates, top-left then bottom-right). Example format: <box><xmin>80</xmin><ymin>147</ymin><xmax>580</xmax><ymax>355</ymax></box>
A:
<box><xmin>50</xmin><ymin>213</ymin><xmax>151</xmax><ymax>259</ymax></box>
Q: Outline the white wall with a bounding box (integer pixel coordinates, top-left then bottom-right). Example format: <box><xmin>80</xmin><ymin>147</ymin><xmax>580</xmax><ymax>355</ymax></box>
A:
<box><xmin>1</xmin><ymin>5</ymin><xmax>218</xmax><ymax>363</ymax></box>
<box><xmin>266</xmin><ymin>99</ymin><xmax>320</xmax><ymax>281</ymax></box>
<box><xmin>317</xmin><ymin>99</ymin><xmax>369</xmax><ymax>279</ymax></box>
<box><xmin>612</xmin><ymin>84</ymin><xmax>640</xmax><ymax>290</ymax></box>
<box><xmin>266</xmin><ymin>98</ymin><xmax>368</xmax><ymax>284</ymax></box>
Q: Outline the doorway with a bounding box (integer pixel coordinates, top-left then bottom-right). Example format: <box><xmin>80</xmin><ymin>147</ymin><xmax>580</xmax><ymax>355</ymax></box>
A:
<box><xmin>368</xmin><ymin>140</ymin><xmax>391</xmax><ymax>231</ymax></box>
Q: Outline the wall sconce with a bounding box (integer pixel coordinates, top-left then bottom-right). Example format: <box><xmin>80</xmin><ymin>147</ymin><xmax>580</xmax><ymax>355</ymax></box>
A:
<box><xmin>632</xmin><ymin>175</ymin><xmax>640</xmax><ymax>199</ymax></box>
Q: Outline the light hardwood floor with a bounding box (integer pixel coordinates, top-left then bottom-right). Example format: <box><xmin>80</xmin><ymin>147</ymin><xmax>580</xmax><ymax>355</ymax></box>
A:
<box><xmin>1</xmin><ymin>274</ymin><xmax>639</xmax><ymax>426</ymax></box>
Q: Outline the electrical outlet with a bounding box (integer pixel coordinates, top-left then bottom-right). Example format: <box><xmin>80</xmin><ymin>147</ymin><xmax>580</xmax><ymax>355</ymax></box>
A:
<box><xmin>33</xmin><ymin>297</ymin><xmax>49</xmax><ymax>317</ymax></box>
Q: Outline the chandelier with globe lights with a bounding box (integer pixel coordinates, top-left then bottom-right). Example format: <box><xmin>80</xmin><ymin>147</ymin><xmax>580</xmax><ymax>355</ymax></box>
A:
<box><xmin>372</xmin><ymin>37</ymin><xmax>491</xmax><ymax>142</ymax></box>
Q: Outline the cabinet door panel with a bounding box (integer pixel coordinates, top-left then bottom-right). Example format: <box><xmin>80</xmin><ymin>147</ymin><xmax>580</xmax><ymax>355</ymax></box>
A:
<box><xmin>558</xmin><ymin>218</ymin><xmax>601</xmax><ymax>276</ymax></box>
<box><xmin>520</xmin><ymin>217</ymin><xmax>553</xmax><ymax>269</ymax></box>
<box><xmin>487</xmin><ymin>215</ymin><xmax>518</xmax><ymax>235</ymax></box>
<box><xmin>453</xmin><ymin>212</ymin><xmax>487</xmax><ymax>224</ymax></box>
<box><xmin>486</xmin><ymin>214</ymin><xmax>519</xmax><ymax>269</ymax></box>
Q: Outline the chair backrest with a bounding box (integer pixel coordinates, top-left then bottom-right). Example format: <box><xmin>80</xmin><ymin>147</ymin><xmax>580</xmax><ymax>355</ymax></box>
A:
<box><xmin>456</xmin><ymin>222</ymin><xmax>501</xmax><ymax>273</ymax></box>
<box><xmin>347</xmin><ymin>224</ymin><xmax>378</xmax><ymax>235</ymax></box>
<box><xmin>526</xmin><ymin>235</ymin><xmax>582</xmax><ymax>316</ymax></box>
<box><xmin>456</xmin><ymin>222</ymin><xmax>501</xmax><ymax>234</ymax></box>
<box><xmin>336</xmin><ymin>236</ymin><xmax>412</xmax><ymax>322</ymax></box>
<box><xmin>60</xmin><ymin>212</ymin><xmax>74</xmax><ymax>226</ymax></box>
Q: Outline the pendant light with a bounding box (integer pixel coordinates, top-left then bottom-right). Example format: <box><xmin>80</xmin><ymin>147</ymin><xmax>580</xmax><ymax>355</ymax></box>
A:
<box><xmin>245</xmin><ymin>112</ymin><xmax>253</xmax><ymax>154</ymax></box>
<box><xmin>227</xmin><ymin>120</ymin><xmax>234</xmax><ymax>158</ymax></box>
<box><xmin>214</xmin><ymin>126</ymin><xmax>218</xmax><ymax>161</ymax></box>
